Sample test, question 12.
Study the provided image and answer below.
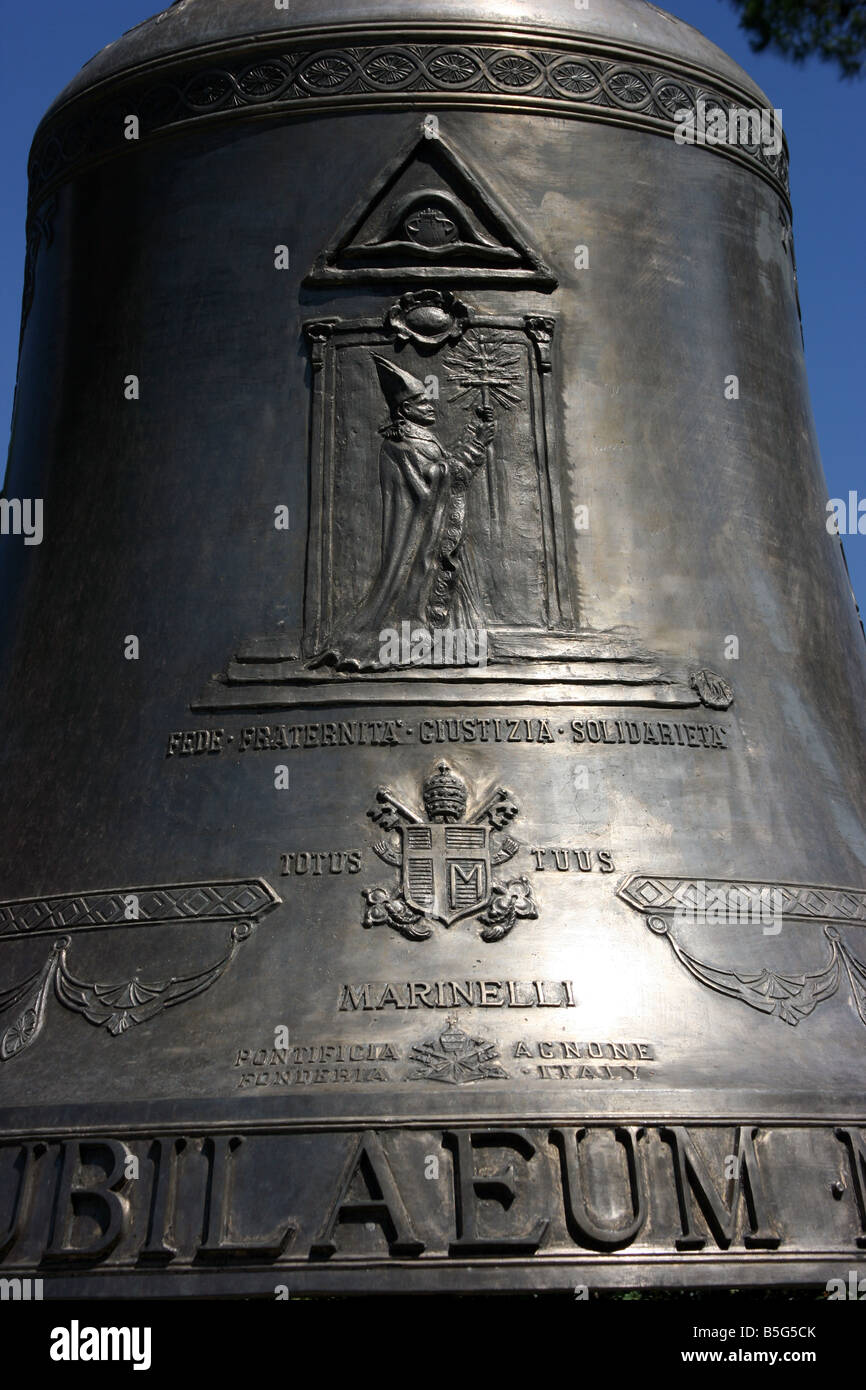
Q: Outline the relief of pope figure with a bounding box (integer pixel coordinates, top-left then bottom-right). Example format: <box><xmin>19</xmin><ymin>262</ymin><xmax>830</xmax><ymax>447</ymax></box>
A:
<box><xmin>312</xmin><ymin>353</ymin><xmax>495</xmax><ymax>670</ymax></box>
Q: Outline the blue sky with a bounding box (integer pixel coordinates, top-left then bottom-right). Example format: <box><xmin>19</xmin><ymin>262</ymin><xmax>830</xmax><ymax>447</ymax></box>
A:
<box><xmin>1</xmin><ymin>0</ymin><xmax>863</xmax><ymax>610</ymax></box>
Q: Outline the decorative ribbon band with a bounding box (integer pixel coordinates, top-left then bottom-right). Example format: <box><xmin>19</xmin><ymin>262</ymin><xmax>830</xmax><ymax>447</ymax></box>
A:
<box><xmin>619</xmin><ymin>873</ymin><xmax>866</xmax><ymax>1029</ymax></box>
<box><xmin>618</xmin><ymin>875</ymin><xmax>866</xmax><ymax>926</ymax></box>
<box><xmin>29</xmin><ymin>39</ymin><xmax>790</xmax><ymax>208</ymax></box>
<box><xmin>0</xmin><ymin>879</ymin><xmax>280</xmax><ymax>940</ymax></box>
<box><xmin>0</xmin><ymin>923</ymin><xmax>255</xmax><ymax>1062</ymax></box>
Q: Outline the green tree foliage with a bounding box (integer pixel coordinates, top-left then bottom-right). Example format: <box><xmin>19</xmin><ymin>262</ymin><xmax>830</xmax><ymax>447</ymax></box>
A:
<box><xmin>728</xmin><ymin>0</ymin><xmax>866</xmax><ymax>76</ymax></box>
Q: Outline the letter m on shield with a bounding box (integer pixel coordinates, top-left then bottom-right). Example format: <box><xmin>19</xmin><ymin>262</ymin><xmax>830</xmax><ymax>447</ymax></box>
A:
<box><xmin>401</xmin><ymin>824</ymin><xmax>490</xmax><ymax>926</ymax></box>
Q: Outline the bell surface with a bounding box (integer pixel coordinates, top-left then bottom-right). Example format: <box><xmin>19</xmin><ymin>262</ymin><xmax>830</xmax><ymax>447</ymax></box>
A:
<box><xmin>1</xmin><ymin>0</ymin><xmax>865</xmax><ymax>1296</ymax></box>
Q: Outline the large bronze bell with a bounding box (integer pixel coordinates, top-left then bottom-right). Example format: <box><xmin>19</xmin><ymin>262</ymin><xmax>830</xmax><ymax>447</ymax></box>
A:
<box><xmin>1</xmin><ymin>0</ymin><xmax>864</xmax><ymax>1296</ymax></box>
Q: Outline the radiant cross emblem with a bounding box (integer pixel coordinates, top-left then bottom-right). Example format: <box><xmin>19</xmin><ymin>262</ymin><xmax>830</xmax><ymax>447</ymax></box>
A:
<box><xmin>443</xmin><ymin>331</ymin><xmax>523</xmax><ymax>540</ymax></box>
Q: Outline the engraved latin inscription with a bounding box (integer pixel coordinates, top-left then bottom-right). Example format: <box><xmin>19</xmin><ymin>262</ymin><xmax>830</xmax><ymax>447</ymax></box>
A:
<box><xmin>3</xmin><ymin>1125</ymin><xmax>863</xmax><ymax>1271</ymax></box>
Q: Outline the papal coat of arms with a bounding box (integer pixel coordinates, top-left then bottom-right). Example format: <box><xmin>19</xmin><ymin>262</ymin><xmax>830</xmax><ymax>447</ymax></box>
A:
<box><xmin>408</xmin><ymin>1017</ymin><xmax>507</xmax><ymax>1084</ymax></box>
<box><xmin>362</xmin><ymin>762</ymin><xmax>537</xmax><ymax>941</ymax></box>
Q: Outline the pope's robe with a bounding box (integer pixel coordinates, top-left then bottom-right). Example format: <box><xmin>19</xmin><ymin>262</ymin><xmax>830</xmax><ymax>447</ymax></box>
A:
<box><xmin>314</xmin><ymin>419</ymin><xmax>487</xmax><ymax>670</ymax></box>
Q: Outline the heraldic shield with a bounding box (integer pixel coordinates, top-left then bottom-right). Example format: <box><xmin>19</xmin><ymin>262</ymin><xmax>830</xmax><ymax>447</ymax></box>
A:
<box><xmin>364</xmin><ymin>762</ymin><xmax>538</xmax><ymax>941</ymax></box>
<box><xmin>402</xmin><ymin>822</ymin><xmax>491</xmax><ymax>926</ymax></box>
